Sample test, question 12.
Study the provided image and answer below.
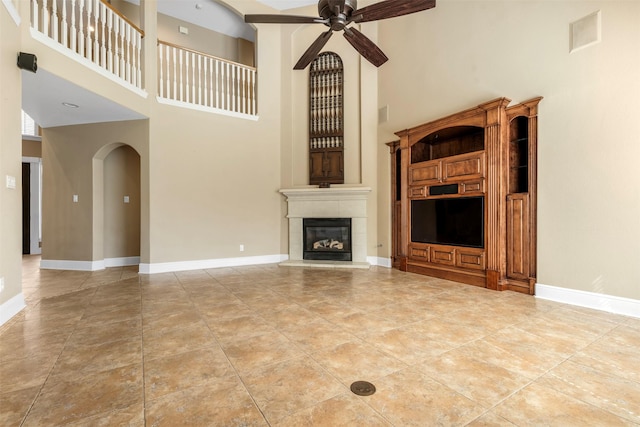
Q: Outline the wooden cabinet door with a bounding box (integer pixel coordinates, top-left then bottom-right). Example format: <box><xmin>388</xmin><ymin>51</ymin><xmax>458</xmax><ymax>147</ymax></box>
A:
<box><xmin>310</xmin><ymin>150</ymin><xmax>343</xmax><ymax>184</ymax></box>
<box><xmin>309</xmin><ymin>152</ymin><xmax>325</xmax><ymax>183</ymax></box>
<box><xmin>507</xmin><ymin>193</ymin><xmax>530</xmax><ymax>279</ymax></box>
<box><xmin>409</xmin><ymin>161</ymin><xmax>441</xmax><ymax>185</ymax></box>
<box><xmin>443</xmin><ymin>152</ymin><xmax>485</xmax><ymax>181</ymax></box>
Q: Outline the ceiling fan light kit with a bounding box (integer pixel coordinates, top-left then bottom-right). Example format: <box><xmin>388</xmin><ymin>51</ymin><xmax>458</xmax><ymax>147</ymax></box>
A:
<box><xmin>245</xmin><ymin>0</ymin><xmax>436</xmax><ymax>69</ymax></box>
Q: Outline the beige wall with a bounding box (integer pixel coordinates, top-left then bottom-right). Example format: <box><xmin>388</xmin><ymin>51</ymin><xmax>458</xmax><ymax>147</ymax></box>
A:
<box><xmin>377</xmin><ymin>1</ymin><xmax>640</xmax><ymax>300</ymax></box>
<box><xmin>104</xmin><ymin>145</ymin><xmax>141</xmax><ymax>259</ymax></box>
<box><xmin>143</xmin><ymin>4</ymin><xmax>284</xmax><ymax>265</ymax></box>
<box><xmin>42</xmin><ymin>120</ymin><xmax>148</xmax><ymax>262</ymax></box>
<box><xmin>112</xmin><ymin>0</ymin><xmax>254</xmax><ymax>65</ymax></box>
<box><xmin>0</xmin><ymin>4</ymin><xmax>23</xmax><ymax>306</ymax></box>
<box><xmin>146</xmin><ymin>94</ymin><xmax>283</xmax><ymax>263</ymax></box>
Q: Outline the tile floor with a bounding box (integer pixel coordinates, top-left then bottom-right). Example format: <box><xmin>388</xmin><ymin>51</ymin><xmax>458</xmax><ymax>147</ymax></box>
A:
<box><xmin>1</xmin><ymin>255</ymin><xmax>639</xmax><ymax>426</ymax></box>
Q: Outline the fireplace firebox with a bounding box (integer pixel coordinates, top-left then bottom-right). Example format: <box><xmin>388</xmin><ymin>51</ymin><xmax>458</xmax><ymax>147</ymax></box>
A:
<box><xmin>303</xmin><ymin>218</ymin><xmax>352</xmax><ymax>261</ymax></box>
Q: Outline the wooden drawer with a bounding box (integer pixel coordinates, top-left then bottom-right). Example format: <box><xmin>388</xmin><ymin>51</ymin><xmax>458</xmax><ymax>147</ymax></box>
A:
<box><xmin>430</xmin><ymin>247</ymin><xmax>455</xmax><ymax>266</ymax></box>
<box><xmin>456</xmin><ymin>249</ymin><xmax>485</xmax><ymax>270</ymax></box>
<box><xmin>443</xmin><ymin>152</ymin><xmax>485</xmax><ymax>181</ymax></box>
<box><xmin>409</xmin><ymin>245</ymin><xmax>429</xmax><ymax>261</ymax></box>
<box><xmin>460</xmin><ymin>179</ymin><xmax>484</xmax><ymax>194</ymax></box>
<box><xmin>409</xmin><ymin>186</ymin><xmax>427</xmax><ymax>198</ymax></box>
<box><xmin>409</xmin><ymin>162</ymin><xmax>441</xmax><ymax>185</ymax></box>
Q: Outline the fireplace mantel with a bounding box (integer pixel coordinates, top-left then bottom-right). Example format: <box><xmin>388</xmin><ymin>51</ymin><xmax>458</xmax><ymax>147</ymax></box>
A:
<box><xmin>280</xmin><ymin>186</ymin><xmax>371</xmax><ymax>268</ymax></box>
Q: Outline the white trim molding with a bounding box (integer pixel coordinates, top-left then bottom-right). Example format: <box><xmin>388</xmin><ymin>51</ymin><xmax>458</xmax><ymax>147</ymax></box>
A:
<box><xmin>139</xmin><ymin>254</ymin><xmax>288</xmax><ymax>275</ymax></box>
<box><xmin>104</xmin><ymin>257</ymin><xmax>140</xmax><ymax>267</ymax></box>
<box><xmin>368</xmin><ymin>256</ymin><xmax>392</xmax><ymax>268</ymax></box>
<box><xmin>536</xmin><ymin>283</ymin><xmax>640</xmax><ymax>319</ymax></box>
<box><xmin>2</xmin><ymin>0</ymin><xmax>20</xmax><ymax>25</ymax></box>
<box><xmin>0</xmin><ymin>293</ymin><xmax>26</xmax><ymax>326</ymax></box>
<box><xmin>156</xmin><ymin>97</ymin><xmax>259</xmax><ymax>121</ymax></box>
<box><xmin>40</xmin><ymin>259</ymin><xmax>105</xmax><ymax>271</ymax></box>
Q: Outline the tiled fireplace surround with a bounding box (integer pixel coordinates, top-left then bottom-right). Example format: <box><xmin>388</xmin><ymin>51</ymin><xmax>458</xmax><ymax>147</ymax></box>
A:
<box><xmin>279</xmin><ymin>187</ymin><xmax>371</xmax><ymax>268</ymax></box>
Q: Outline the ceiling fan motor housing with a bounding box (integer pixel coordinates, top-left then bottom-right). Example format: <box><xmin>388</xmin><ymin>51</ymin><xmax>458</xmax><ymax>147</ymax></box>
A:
<box><xmin>318</xmin><ymin>0</ymin><xmax>357</xmax><ymax>20</ymax></box>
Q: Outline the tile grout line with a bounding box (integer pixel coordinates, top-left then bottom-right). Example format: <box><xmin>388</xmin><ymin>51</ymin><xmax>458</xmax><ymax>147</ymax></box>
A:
<box><xmin>139</xmin><ymin>273</ymin><xmax>148</xmax><ymax>427</ymax></box>
<box><xmin>177</xmin><ymin>269</ymin><xmax>274</xmax><ymax>426</ymax></box>
<box><xmin>18</xmin><ymin>285</ymin><xmax>100</xmax><ymax>426</ymax></box>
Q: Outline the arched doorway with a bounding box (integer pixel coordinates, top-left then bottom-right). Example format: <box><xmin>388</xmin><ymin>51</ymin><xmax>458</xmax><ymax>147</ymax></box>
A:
<box><xmin>93</xmin><ymin>143</ymin><xmax>141</xmax><ymax>268</ymax></box>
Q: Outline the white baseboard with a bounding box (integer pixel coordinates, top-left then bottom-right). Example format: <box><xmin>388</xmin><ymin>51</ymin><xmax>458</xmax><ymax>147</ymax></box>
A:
<box><xmin>367</xmin><ymin>256</ymin><xmax>392</xmax><ymax>268</ymax></box>
<box><xmin>0</xmin><ymin>293</ymin><xmax>26</xmax><ymax>327</ymax></box>
<box><xmin>536</xmin><ymin>283</ymin><xmax>640</xmax><ymax>319</ymax></box>
<box><xmin>40</xmin><ymin>257</ymin><xmax>140</xmax><ymax>271</ymax></box>
<box><xmin>40</xmin><ymin>259</ymin><xmax>105</xmax><ymax>271</ymax></box>
<box><xmin>104</xmin><ymin>257</ymin><xmax>140</xmax><ymax>267</ymax></box>
<box><xmin>139</xmin><ymin>254</ymin><xmax>288</xmax><ymax>275</ymax></box>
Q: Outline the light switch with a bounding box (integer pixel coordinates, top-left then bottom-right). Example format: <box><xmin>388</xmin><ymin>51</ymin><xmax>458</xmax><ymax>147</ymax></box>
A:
<box><xmin>73</xmin><ymin>194</ymin><xmax>78</xmax><ymax>203</ymax></box>
<box><xmin>5</xmin><ymin>175</ymin><xmax>16</xmax><ymax>189</ymax></box>
<box><xmin>124</xmin><ymin>196</ymin><xmax>130</xmax><ymax>203</ymax></box>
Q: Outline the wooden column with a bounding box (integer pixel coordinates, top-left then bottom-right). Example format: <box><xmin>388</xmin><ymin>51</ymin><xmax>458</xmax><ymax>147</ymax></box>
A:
<box><xmin>481</xmin><ymin>98</ymin><xmax>511</xmax><ymax>291</ymax></box>
<box><xmin>396</xmin><ymin>132</ymin><xmax>410</xmax><ymax>271</ymax></box>
<box><xmin>386</xmin><ymin>141</ymin><xmax>401</xmax><ymax>269</ymax></box>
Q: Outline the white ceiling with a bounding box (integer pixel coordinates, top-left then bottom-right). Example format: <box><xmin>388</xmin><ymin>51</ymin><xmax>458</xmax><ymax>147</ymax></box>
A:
<box><xmin>21</xmin><ymin>69</ymin><xmax>147</xmax><ymax>129</ymax></box>
<box><xmin>256</xmin><ymin>0</ymin><xmax>317</xmax><ymax>10</ymax></box>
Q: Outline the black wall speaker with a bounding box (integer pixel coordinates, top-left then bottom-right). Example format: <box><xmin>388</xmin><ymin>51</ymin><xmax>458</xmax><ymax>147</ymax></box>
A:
<box><xmin>17</xmin><ymin>52</ymin><xmax>38</xmax><ymax>73</ymax></box>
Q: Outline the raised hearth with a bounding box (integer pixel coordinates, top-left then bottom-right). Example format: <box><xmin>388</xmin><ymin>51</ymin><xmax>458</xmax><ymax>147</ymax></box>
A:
<box><xmin>279</xmin><ymin>186</ymin><xmax>371</xmax><ymax>268</ymax></box>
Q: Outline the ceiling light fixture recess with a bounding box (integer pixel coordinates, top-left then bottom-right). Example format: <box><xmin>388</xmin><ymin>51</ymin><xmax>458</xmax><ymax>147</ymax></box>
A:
<box><xmin>62</xmin><ymin>102</ymin><xmax>79</xmax><ymax>108</ymax></box>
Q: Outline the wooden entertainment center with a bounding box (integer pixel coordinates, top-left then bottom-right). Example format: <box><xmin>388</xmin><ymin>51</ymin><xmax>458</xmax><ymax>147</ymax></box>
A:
<box><xmin>388</xmin><ymin>97</ymin><xmax>542</xmax><ymax>294</ymax></box>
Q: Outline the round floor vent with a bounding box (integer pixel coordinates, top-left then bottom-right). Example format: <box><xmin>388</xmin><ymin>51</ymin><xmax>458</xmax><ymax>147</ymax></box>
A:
<box><xmin>350</xmin><ymin>380</ymin><xmax>376</xmax><ymax>396</ymax></box>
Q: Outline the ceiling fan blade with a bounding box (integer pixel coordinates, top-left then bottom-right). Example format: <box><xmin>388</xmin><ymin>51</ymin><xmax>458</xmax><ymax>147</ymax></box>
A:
<box><xmin>343</xmin><ymin>27</ymin><xmax>388</xmax><ymax>67</ymax></box>
<box><xmin>245</xmin><ymin>14</ymin><xmax>328</xmax><ymax>24</ymax></box>
<box><xmin>294</xmin><ymin>30</ymin><xmax>334</xmax><ymax>70</ymax></box>
<box><xmin>350</xmin><ymin>0</ymin><xmax>436</xmax><ymax>23</ymax></box>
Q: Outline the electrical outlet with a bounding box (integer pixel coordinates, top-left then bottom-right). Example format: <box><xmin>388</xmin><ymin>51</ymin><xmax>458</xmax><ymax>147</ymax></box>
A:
<box><xmin>73</xmin><ymin>194</ymin><xmax>78</xmax><ymax>203</ymax></box>
<box><xmin>239</xmin><ymin>244</ymin><xmax>244</xmax><ymax>252</ymax></box>
<box><xmin>0</xmin><ymin>277</ymin><xmax>5</xmax><ymax>293</ymax></box>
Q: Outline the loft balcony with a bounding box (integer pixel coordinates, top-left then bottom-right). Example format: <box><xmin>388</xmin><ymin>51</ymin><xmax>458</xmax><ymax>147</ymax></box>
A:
<box><xmin>27</xmin><ymin>0</ymin><xmax>257</xmax><ymax>120</ymax></box>
<box><xmin>157</xmin><ymin>40</ymin><xmax>257</xmax><ymax>118</ymax></box>
<box><xmin>29</xmin><ymin>0</ymin><xmax>144</xmax><ymax>92</ymax></box>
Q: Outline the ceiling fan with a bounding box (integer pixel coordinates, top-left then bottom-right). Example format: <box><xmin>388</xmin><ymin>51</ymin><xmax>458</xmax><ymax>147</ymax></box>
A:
<box><xmin>245</xmin><ymin>0</ymin><xmax>436</xmax><ymax>70</ymax></box>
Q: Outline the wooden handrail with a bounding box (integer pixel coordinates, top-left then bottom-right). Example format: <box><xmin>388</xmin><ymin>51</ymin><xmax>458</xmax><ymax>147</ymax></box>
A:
<box><xmin>157</xmin><ymin>39</ymin><xmax>256</xmax><ymax>71</ymax></box>
<box><xmin>100</xmin><ymin>0</ymin><xmax>145</xmax><ymax>37</ymax></box>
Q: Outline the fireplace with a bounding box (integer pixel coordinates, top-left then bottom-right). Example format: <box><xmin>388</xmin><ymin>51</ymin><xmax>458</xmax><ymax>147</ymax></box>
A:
<box><xmin>304</xmin><ymin>218</ymin><xmax>352</xmax><ymax>261</ymax></box>
<box><xmin>279</xmin><ymin>186</ymin><xmax>371</xmax><ymax>268</ymax></box>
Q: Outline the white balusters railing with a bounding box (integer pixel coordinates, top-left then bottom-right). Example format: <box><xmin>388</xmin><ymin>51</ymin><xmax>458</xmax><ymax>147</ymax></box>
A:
<box><xmin>158</xmin><ymin>40</ymin><xmax>257</xmax><ymax>116</ymax></box>
<box><xmin>30</xmin><ymin>0</ymin><xmax>144</xmax><ymax>90</ymax></box>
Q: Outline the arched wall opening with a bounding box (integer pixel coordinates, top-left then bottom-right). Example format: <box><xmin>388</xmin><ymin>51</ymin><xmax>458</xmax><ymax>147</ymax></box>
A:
<box><xmin>93</xmin><ymin>143</ymin><xmax>141</xmax><ymax>268</ymax></box>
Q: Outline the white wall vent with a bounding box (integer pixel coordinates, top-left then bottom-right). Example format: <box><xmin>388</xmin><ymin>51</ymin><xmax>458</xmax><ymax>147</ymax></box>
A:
<box><xmin>570</xmin><ymin>11</ymin><xmax>601</xmax><ymax>53</ymax></box>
